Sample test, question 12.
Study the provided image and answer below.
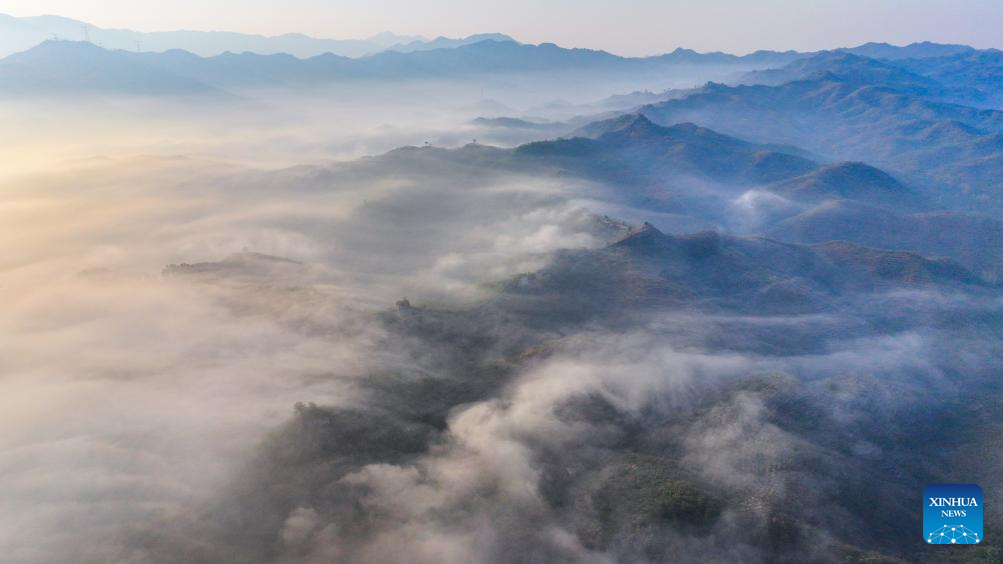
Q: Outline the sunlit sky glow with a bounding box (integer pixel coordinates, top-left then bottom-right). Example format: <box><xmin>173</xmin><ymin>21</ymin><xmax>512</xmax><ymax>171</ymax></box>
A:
<box><xmin>3</xmin><ymin>0</ymin><xmax>1002</xmax><ymax>56</ymax></box>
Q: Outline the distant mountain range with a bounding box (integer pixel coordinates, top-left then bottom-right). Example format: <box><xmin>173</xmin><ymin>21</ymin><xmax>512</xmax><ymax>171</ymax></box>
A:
<box><xmin>2</xmin><ymin>12</ymin><xmax>978</xmax><ymax>64</ymax></box>
<box><xmin>384</xmin><ymin>33</ymin><xmax>516</xmax><ymax>54</ymax></box>
<box><xmin>4</xmin><ymin>14</ymin><xmax>997</xmax><ymax>108</ymax></box>
<box><xmin>0</xmin><ymin>40</ymin><xmax>224</xmax><ymax>96</ymax></box>
<box><xmin>0</xmin><ymin>11</ymin><xmax>989</xmax><ymax>77</ymax></box>
<box><xmin>0</xmin><ymin>13</ymin><xmax>515</xmax><ymax>58</ymax></box>
<box><xmin>0</xmin><ymin>38</ymin><xmax>808</xmax><ymax>97</ymax></box>
<box><xmin>836</xmin><ymin>41</ymin><xmax>974</xmax><ymax>60</ymax></box>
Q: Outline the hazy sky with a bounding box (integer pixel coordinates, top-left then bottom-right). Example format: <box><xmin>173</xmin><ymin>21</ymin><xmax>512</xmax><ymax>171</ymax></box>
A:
<box><xmin>4</xmin><ymin>0</ymin><xmax>1003</xmax><ymax>56</ymax></box>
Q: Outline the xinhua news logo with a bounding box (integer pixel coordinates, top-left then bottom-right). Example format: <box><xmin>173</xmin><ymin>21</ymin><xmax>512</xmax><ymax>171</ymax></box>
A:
<box><xmin>924</xmin><ymin>484</ymin><xmax>983</xmax><ymax>545</ymax></box>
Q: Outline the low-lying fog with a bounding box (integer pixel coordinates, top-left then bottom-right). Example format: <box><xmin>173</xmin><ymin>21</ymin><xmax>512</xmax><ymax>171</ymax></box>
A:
<box><xmin>2</xmin><ymin>67</ymin><xmax>999</xmax><ymax>563</ymax></box>
<box><xmin>0</xmin><ymin>66</ymin><xmax>722</xmax><ymax>175</ymax></box>
<box><xmin>0</xmin><ymin>78</ymin><xmax>627</xmax><ymax>561</ymax></box>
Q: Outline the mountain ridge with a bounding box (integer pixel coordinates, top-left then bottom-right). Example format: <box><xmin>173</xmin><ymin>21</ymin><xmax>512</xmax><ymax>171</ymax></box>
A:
<box><xmin>0</xmin><ymin>39</ymin><xmax>801</xmax><ymax>96</ymax></box>
<box><xmin>0</xmin><ymin>12</ymin><xmax>498</xmax><ymax>58</ymax></box>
